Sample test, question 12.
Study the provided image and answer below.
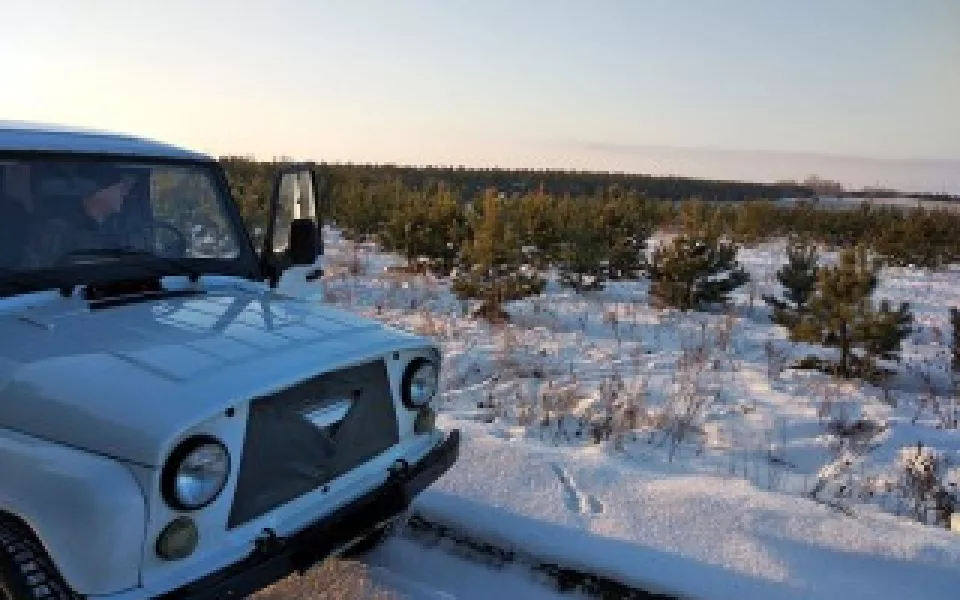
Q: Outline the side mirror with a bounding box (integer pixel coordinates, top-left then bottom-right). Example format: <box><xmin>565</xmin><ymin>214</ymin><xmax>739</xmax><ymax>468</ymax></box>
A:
<box><xmin>262</xmin><ymin>165</ymin><xmax>323</xmax><ymax>286</ymax></box>
<box><xmin>288</xmin><ymin>218</ymin><xmax>318</xmax><ymax>265</ymax></box>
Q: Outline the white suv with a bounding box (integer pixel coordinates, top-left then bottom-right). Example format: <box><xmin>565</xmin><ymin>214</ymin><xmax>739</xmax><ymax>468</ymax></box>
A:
<box><xmin>0</xmin><ymin>122</ymin><xmax>459</xmax><ymax>600</ymax></box>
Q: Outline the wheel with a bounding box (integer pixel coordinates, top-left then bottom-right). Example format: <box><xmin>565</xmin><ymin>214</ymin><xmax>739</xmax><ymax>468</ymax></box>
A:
<box><xmin>0</xmin><ymin>519</ymin><xmax>78</xmax><ymax>600</ymax></box>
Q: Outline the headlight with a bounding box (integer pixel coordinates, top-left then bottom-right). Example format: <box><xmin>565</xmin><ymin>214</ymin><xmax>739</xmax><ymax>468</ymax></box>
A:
<box><xmin>401</xmin><ymin>357</ymin><xmax>440</xmax><ymax>410</ymax></box>
<box><xmin>161</xmin><ymin>436</ymin><xmax>230</xmax><ymax>511</ymax></box>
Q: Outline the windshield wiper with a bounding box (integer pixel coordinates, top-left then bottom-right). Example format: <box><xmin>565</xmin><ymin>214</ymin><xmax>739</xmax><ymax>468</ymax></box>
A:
<box><xmin>59</xmin><ymin>247</ymin><xmax>208</xmax><ymax>304</ymax></box>
<box><xmin>0</xmin><ymin>248</ymin><xmax>205</xmax><ymax>300</ymax></box>
<box><xmin>58</xmin><ymin>247</ymin><xmax>154</xmax><ymax>262</ymax></box>
<box><xmin>58</xmin><ymin>247</ymin><xmax>203</xmax><ymax>282</ymax></box>
<box><xmin>0</xmin><ymin>246</ymin><xmax>216</xmax><ymax>301</ymax></box>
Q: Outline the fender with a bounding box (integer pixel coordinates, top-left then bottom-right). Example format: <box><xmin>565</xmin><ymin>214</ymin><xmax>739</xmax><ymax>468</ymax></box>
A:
<box><xmin>0</xmin><ymin>426</ymin><xmax>148</xmax><ymax>596</ymax></box>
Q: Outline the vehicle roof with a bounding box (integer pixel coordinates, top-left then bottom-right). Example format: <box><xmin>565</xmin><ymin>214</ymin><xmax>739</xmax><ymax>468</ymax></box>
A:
<box><xmin>0</xmin><ymin>120</ymin><xmax>212</xmax><ymax>161</ymax></box>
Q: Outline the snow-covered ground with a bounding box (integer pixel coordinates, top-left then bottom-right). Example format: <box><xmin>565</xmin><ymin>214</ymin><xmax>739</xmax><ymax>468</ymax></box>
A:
<box><xmin>288</xmin><ymin>228</ymin><xmax>960</xmax><ymax>599</ymax></box>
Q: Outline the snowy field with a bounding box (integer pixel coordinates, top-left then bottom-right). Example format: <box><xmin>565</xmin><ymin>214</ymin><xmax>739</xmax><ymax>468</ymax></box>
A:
<box><xmin>278</xmin><ymin>228</ymin><xmax>960</xmax><ymax>599</ymax></box>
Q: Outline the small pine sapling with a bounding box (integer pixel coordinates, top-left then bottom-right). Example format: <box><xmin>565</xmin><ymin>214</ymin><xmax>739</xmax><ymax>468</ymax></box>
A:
<box><xmin>648</xmin><ymin>235</ymin><xmax>749</xmax><ymax>312</ymax></box>
<box><xmin>763</xmin><ymin>236</ymin><xmax>819</xmax><ymax>330</ymax></box>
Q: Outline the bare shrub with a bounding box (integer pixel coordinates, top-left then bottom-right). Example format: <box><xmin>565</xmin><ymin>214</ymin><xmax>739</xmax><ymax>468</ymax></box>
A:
<box><xmin>715</xmin><ymin>311</ymin><xmax>737</xmax><ymax>354</ymax></box>
<box><xmin>584</xmin><ymin>373</ymin><xmax>646</xmax><ymax>445</ymax></box>
<box><xmin>807</xmin><ymin>451</ymin><xmax>861</xmax><ymax>516</ymax></box>
<box><xmin>410</xmin><ymin>312</ymin><xmax>449</xmax><ymax>339</ymax></box>
<box><xmin>541</xmin><ymin>383</ymin><xmax>582</xmax><ymax>423</ymax></box>
<box><xmin>807</xmin><ymin>381</ymin><xmax>889</xmax><ymax>514</ymax></box>
<box><xmin>677</xmin><ymin>327</ymin><xmax>710</xmax><ymax>375</ymax></box>
<box><xmin>747</xmin><ymin>278</ymin><xmax>760</xmax><ymax>312</ymax></box>
<box><xmin>602</xmin><ymin>309</ymin><xmax>619</xmax><ymax>328</ymax></box>
<box><xmin>441</xmin><ymin>338</ymin><xmax>483</xmax><ymax>389</ymax></box>
<box><xmin>535</xmin><ymin>377</ymin><xmax>586</xmax><ymax>438</ymax></box>
<box><xmin>326</xmin><ymin>239</ymin><xmax>370</xmax><ymax>277</ymax></box>
<box><xmin>489</xmin><ymin>326</ymin><xmax>524</xmax><ymax>377</ymax></box>
<box><xmin>764</xmin><ymin>340</ymin><xmax>793</xmax><ymax>381</ymax></box>
<box><xmin>811</xmin><ymin>379</ymin><xmax>843</xmax><ymax>424</ymax></box>
<box><xmin>894</xmin><ymin>443</ymin><xmax>958</xmax><ymax>527</ymax></box>
<box><xmin>659</xmin><ymin>358</ymin><xmax>713</xmax><ymax>461</ymax></box>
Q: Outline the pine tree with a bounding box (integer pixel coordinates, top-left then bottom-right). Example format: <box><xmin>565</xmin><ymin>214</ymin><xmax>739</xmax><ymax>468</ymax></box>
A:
<box><xmin>423</xmin><ymin>188</ymin><xmax>464</xmax><ymax>275</ymax></box>
<box><xmin>554</xmin><ymin>197</ymin><xmax>604</xmax><ymax>291</ymax></box>
<box><xmin>518</xmin><ymin>192</ymin><xmax>560</xmax><ymax>270</ymax></box>
<box><xmin>857</xmin><ymin>299</ymin><xmax>914</xmax><ymax>380</ymax></box>
<box><xmin>601</xmin><ymin>196</ymin><xmax>651</xmax><ymax>280</ymax></box>
<box><xmin>557</xmin><ymin>227</ymin><xmax>607</xmax><ymax>291</ymax></box>
<box><xmin>453</xmin><ymin>192</ymin><xmax>542</xmax><ymax>320</ymax></box>
<box><xmin>733</xmin><ymin>200</ymin><xmax>778</xmax><ymax>245</ymax></box>
<box><xmin>678</xmin><ymin>200</ymin><xmax>714</xmax><ymax>237</ymax></box>
<box><xmin>763</xmin><ymin>236</ymin><xmax>819</xmax><ymax>329</ymax></box>
<box><xmin>793</xmin><ymin>245</ymin><xmax>912</xmax><ymax>380</ymax></box>
<box><xmin>648</xmin><ymin>235</ymin><xmax>749</xmax><ymax>311</ymax></box>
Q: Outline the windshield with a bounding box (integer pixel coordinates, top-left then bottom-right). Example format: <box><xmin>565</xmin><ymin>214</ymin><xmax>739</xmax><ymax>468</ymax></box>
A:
<box><xmin>0</xmin><ymin>156</ymin><xmax>255</xmax><ymax>294</ymax></box>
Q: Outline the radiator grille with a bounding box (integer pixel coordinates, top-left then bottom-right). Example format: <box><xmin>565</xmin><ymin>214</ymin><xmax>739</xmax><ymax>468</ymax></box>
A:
<box><xmin>227</xmin><ymin>359</ymin><xmax>398</xmax><ymax>528</ymax></box>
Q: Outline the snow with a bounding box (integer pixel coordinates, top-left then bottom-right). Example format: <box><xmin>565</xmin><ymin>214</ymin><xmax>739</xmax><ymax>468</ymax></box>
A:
<box><xmin>365</xmin><ymin>537</ymin><xmax>578</xmax><ymax>600</ymax></box>
<box><xmin>297</xmin><ymin>228</ymin><xmax>960</xmax><ymax>599</ymax></box>
<box><xmin>415</xmin><ymin>426</ymin><xmax>960</xmax><ymax>599</ymax></box>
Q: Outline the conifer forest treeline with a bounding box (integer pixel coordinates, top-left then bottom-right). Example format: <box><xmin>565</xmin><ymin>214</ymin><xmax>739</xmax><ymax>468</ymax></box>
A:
<box><xmin>219</xmin><ymin>156</ymin><xmax>960</xmax><ymax>384</ymax></box>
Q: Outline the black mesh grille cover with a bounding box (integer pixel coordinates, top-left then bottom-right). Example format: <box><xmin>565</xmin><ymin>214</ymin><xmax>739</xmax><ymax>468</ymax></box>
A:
<box><xmin>227</xmin><ymin>359</ymin><xmax>399</xmax><ymax>528</ymax></box>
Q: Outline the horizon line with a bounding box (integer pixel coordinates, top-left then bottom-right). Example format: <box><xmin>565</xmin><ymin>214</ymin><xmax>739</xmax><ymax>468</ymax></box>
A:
<box><xmin>216</xmin><ymin>153</ymin><xmax>959</xmax><ymax>198</ymax></box>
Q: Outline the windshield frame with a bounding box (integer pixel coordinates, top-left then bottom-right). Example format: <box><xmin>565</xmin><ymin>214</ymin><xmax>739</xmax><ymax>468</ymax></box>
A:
<box><xmin>0</xmin><ymin>150</ymin><xmax>263</xmax><ymax>298</ymax></box>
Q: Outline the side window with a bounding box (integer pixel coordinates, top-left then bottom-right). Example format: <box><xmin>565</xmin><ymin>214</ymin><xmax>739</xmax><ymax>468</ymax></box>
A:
<box><xmin>151</xmin><ymin>167</ymin><xmax>240</xmax><ymax>259</ymax></box>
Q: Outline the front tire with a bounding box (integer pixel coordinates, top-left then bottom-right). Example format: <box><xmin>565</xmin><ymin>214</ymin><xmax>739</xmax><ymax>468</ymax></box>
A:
<box><xmin>0</xmin><ymin>519</ymin><xmax>78</xmax><ymax>600</ymax></box>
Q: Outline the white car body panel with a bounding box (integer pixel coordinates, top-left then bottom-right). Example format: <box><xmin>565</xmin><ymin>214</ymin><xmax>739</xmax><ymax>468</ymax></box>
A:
<box><xmin>0</xmin><ymin>120</ymin><xmax>209</xmax><ymax>161</ymax></box>
<box><xmin>0</xmin><ymin>275</ymin><xmax>441</xmax><ymax>596</ymax></box>
<box><xmin>0</xmin><ymin>275</ymin><xmax>442</xmax><ymax>596</ymax></box>
<box><xmin>0</xmin><ymin>426</ymin><xmax>147</xmax><ymax>595</ymax></box>
<box><xmin>0</xmin><ymin>277</ymin><xmax>430</xmax><ymax>468</ymax></box>
<box><xmin>120</xmin><ymin>430</ymin><xmax>443</xmax><ymax>599</ymax></box>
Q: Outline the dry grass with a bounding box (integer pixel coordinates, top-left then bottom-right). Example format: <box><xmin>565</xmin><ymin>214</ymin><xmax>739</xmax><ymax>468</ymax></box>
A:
<box><xmin>250</xmin><ymin>558</ymin><xmax>399</xmax><ymax>600</ymax></box>
<box><xmin>324</xmin><ymin>239</ymin><xmax>373</xmax><ymax>278</ymax></box>
<box><xmin>410</xmin><ymin>312</ymin><xmax>450</xmax><ymax>338</ymax></box>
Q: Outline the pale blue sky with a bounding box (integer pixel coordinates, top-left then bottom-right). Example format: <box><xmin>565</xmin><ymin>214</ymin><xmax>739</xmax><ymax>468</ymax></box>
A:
<box><xmin>3</xmin><ymin>0</ymin><xmax>959</xmax><ymax>192</ymax></box>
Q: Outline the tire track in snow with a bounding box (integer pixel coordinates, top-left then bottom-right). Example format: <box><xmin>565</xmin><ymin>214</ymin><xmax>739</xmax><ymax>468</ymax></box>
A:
<box><xmin>550</xmin><ymin>462</ymin><xmax>605</xmax><ymax>516</ymax></box>
<box><xmin>403</xmin><ymin>514</ymin><xmax>678</xmax><ymax>600</ymax></box>
<box><xmin>367</xmin><ymin>564</ymin><xmax>458</xmax><ymax>599</ymax></box>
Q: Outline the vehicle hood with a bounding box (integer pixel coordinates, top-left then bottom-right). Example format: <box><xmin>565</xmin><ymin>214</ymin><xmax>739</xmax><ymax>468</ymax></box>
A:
<box><xmin>0</xmin><ymin>282</ymin><xmax>429</xmax><ymax>466</ymax></box>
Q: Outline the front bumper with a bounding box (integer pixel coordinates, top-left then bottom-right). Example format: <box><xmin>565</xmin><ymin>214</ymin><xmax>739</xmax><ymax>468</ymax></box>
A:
<box><xmin>158</xmin><ymin>429</ymin><xmax>460</xmax><ymax>600</ymax></box>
